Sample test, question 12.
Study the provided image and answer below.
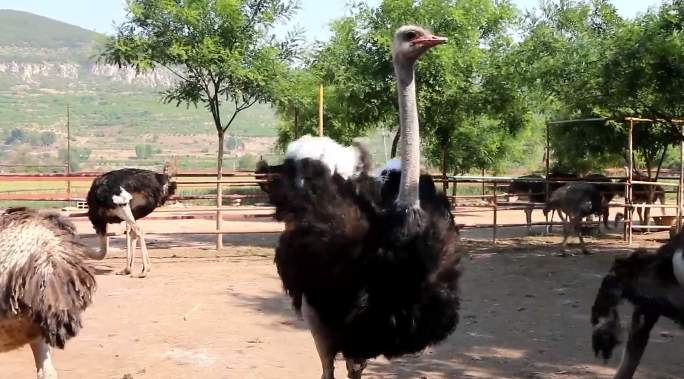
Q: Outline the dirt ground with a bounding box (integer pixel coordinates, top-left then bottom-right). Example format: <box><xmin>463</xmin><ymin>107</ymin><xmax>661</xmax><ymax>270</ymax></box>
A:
<box><xmin>3</xmin><ymin>209</ymin><xmax>683</xmax><ymax>379</ymax></box>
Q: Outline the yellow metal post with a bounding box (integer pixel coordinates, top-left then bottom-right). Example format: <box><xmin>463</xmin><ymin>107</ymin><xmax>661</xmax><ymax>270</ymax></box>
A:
<box><xmin>318</xmin><ymin>84</ymin><xmax>324</xmax><ymax>137</ymax></box>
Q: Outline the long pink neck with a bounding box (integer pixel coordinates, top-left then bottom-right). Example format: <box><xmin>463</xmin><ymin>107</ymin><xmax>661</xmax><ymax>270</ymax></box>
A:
<box><xmin>394</xmin><ymin>59</ymin><xmax>420</xmax><ymax>208</ymax></box>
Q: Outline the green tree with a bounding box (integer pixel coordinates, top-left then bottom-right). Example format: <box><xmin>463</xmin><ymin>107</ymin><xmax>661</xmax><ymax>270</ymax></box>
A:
<box><xmin>100</xmin><ymin>0</ymin><xmax>300</xmax><ymax>180</ymax></box>
<box><xmin>39</xmin><ymin>131</ymin><xmax>56</xmax><ymax>146</ymax></box>
<box><xmin>274</xmin><ymin>0</ymin><xmax>530</xmax><ymax>174</ymax></box>
<box><xmin>225</xmin><ymin>135</ymin><xmax>243</xmax><ymax>151</ymax></box>
<box><xmin>135</xmin><ymin>144</ymin><xmax>154</xmax><ymax>159</ymax></box>
<box><xmin>4</xmin><ymin>128</ymin><xmax>27</xmax><ymax>145</ymax></box>
<box><xmin>237</xmin><ymin>153</ymin><xmax>258</xmax><ymax>169</ymax></box>
<box><xmin>518</xmin><ymin>0</ymin><xmax>684</xmax><ymax>178</ymax></box>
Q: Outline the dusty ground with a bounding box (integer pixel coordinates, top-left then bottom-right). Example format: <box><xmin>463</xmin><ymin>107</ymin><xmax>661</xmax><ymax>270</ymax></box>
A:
<box><xmin>3</xmin><ymin>209</ymin><xmax>683</xmax><ymax>379</ymax></box>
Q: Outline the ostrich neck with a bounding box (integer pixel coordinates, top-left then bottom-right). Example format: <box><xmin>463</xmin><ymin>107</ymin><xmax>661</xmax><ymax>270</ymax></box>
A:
<box><xmin>395</xmin><ymin>59</ymin><xmax>420</xmax><ymax>208</ymax></box>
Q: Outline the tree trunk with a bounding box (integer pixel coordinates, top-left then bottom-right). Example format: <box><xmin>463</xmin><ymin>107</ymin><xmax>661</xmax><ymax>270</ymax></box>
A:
<box><xmin>441</xmin><ymin>145</ymin><xmax>449</xmax><ymax>193</ymax></box>
<box><xmin>294</xmin><ymin>107</ymin><xmax>299</xmax><ymax>139</ymax></box>
<box><xmin>217</xmin><ymin>130</ymin><xmax>225</xmax><ymax>180</ymax></box>
<box><xmin>391</xmin><ymin>128</ymin><xmax>400</xmax><ymax>158</ymax></box>
<box><xmin>216</xmin><ymin>129</ymin><xmax>225</xmax><ymax>249</ymax></box>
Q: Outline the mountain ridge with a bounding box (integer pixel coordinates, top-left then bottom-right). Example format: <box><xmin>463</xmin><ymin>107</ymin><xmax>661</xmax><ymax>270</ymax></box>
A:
<box><xmin>0</xmin><ymin>9</ymin><xmax>100</xmax><ymax>49</ymax></box>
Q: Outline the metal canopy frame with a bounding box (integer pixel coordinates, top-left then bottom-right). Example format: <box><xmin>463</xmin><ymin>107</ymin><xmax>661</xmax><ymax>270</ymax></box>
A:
<box><xmin>545</xmin><ymin>117</ymin><xmax>684</xmax><ymax>244</ymax></box>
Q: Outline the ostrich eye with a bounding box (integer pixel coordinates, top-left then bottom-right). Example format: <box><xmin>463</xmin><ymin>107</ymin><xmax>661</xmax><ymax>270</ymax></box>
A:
<box><xmin>405</xmin><ymin>31</ymin><xmax>418</xmax><ymax>40</ymax></box>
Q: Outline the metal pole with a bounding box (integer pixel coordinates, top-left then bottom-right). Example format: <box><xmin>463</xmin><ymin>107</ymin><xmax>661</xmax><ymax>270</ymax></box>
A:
<box><xmin>493</xmin><ymin>181</ymin><xmax>498</xmax><ymax>244</ymax></box>
<box><xmin>216</xmin><ymin>180</ymin><xmax>223</xmax><ymax>250</ymax></box>
<box><xmin>628</xmin><ymin>119</ymin><xmax>634</xmax><ymax>245</ymax></box>
<box><xmin>678</xmin><ymin>123</ymin><xmax>684</xmax><ymax>233</ymax></box>
<box><xmin>66</xmin><ymin>103</ymin><xmax>71</xmax><ymax>202</ymax></box>
<box><xmin>545</xmin><ymin>121</ymin><xmax>551</xmax><ymax>233</ymax></box>
<box><xmin>318</xmin><ymin>84</ymin><xmax>324</xmax><ymax>137</ymax></box>
<box><xmin>481</xmin><ymin>168</ymin><xmax>485</xmax><ymax>199</ymax></box>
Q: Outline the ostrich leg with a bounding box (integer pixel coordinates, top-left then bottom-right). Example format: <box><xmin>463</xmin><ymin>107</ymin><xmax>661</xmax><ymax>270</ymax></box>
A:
<box><xmin>137</xmin><ymin>226</ymin><xmax>151</xmax><ymax>278</ymax></box>
<box><xmin>302</xmin><ymin>296</ymin><xmax>336</xmax><ymax>379</ymax></box>
<box><xmin>613</xmin><ymin>308</ymin><xmax>659</xmax><ymax>379</ymax></box>
<box><xmin>30</xmin><ymin>338</ymin><xmax>57</xmax><ymax>379</ymax></box>
<box><xmin>525</xmin><ymin>206</ymin><xmax>533</xmax><ymax>234</ymax></box>
<box><xmin>116</xmin><ymin>224</ymin><xmax>134</xmax><ymax>276</ymax></box>
<box><xmin>113</xmin><ymin>203</ymin><xmax>145</xmax><ymax>276</ymax></box>
<box><xmin>345</xmin><ymin>358</ymin><xmax>367</xmax><ymax>379</ymax></box>
<box><xmin>573</xmin><ymin>217</ymin><xmax>590</xmax><ymax>254</ymax></box>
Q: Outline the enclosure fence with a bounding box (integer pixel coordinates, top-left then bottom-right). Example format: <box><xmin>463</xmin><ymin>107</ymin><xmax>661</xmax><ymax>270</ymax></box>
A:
<box><xmin>0</xmin><ymin>165</ymin><xmax>681</xmax><ymax>248</ymax></box>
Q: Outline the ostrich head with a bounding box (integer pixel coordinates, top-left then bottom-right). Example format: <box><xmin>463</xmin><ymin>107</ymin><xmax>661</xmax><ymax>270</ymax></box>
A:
<box><xmin>392</xmin><ymin>25</ymin><xmax>447</xmax><ymax>208</ymax></box>
<box><xmin>392</xmin><ymin>25</ymin><xmax>448</xmax><ymax>64</ymax></box>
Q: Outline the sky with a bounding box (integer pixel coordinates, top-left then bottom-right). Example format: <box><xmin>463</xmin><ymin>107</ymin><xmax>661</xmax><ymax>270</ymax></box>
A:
<box><xmin>0</xmin><ymin>0</ymin><xmax>663</xmax><ymax>42</ymax></box>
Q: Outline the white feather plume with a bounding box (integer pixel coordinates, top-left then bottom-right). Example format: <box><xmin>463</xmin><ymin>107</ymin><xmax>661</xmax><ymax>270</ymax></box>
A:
<box><xmin>285</xmin><ymin>135</ymin><xmax>361</xmax><ymax>179</ymax></box>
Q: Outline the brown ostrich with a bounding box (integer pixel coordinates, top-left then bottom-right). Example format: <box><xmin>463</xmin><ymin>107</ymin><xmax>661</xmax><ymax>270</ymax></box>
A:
<box><xmin>0</xmin><ymin>207</ymin><xmax>97</xmax><ymax>379</ymax></box>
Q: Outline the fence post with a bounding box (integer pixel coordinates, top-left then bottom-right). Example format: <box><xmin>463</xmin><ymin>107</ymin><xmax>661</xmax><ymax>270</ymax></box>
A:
<box><xmin>216</xmin><ymin>180</ymin><xmax>223</xmax><ymax>250</ymax></box>
<box><xmin>492</xmin><ymin>181</ymin><xmax>498</xmax><ymax>244</ymax></box>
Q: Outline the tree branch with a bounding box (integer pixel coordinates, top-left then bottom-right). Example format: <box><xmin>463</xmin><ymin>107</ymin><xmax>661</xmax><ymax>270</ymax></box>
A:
<box><xmin>155</xmin><ymin>61</ymin><xmax>190</xmax><ymax>82</ymax></box>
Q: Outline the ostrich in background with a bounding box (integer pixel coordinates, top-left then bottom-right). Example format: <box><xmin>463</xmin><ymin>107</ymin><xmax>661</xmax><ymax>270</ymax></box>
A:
<box><xmin>0</xmin><ymin>207</ymin><xmax>97</xmax><ymax>379</ymax></box>
<box><xmin>507</xmin><ymin>174</ymin><xmax>545</xmax><ymax>234</ymax></box>
<box><xmin>591</xmin><ymin>231</ymin><xmax>684</xmax><ymax>379</ymax></box>
<box><xmin>86</xmin><ymin>167</ymin><xmax>176</xmax><ymax>277</ymax></box>
<box><xmin>584</xmin><ymin>173</ymin><xmax>620</xmax><ymax>229</ymax></box>
<box><xmin>263</xmin><ymin>26</ymin><xmax>460</xmax><ymax>379</ymax></box>
<box><xmin>543</xmin><ymin>182</ymin><xmax>604</xmax><ymax>254</ymax></box>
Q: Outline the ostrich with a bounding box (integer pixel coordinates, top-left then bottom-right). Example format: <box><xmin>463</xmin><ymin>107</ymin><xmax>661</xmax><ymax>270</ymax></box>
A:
<box><xmin>591</xmin><ymin>231</ymin><xmax>684</xmax><ymax>379</ymax></box>
<box><xmin>507</xmin><ymin>174</ymin><xmax>545</xmax><ymax>234</ymax></box>
<box><xmin>507</xmin><ymin>172</ymin><xmax>578</xmax><ymax>234</ymax></box>
<box><xmin>618</xmin><ymin>173</ymin><xmax>666</xmax><ymax>227</ymax></box>
<box><xmin>0</xmin><ymin>207</ymin><xmax>97</xmax><ymax>379</ymax></box>
<box><xmin>263</xmin><ymin>26</ymin><xmax>460</xmax><ymax>379</ymax></box>
<box><xmin>543</xmin><ymin>182</ymin><xmax>604</xmax><ymax>254</ymax></box>
<box><xmin>584</xmin><ymin>173</ymin><xmax>619</xmax><ymax>229</ymax></box>
<box><xmin>86</xmin><ymin>168</ymin><xmax>176</xmax><ymax>277</ymax></box>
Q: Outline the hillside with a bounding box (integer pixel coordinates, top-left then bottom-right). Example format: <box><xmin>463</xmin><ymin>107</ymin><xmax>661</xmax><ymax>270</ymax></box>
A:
<box><xmin>0</xmin><ymin>10</ymin><xmax>280</xmax><ymax>172</ymax></box>
<box><xmin>0</xmin><ymin>10</ymin><xmax>98</xmax><ymax>49</ymax></box>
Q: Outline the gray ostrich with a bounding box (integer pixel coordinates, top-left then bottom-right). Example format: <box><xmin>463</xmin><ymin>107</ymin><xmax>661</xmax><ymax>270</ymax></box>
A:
<box><xmin>543</xmin><ymin>182</ymin><xmax>604</xmax><ymax>253</ymax></box>
<box><xmin>0</xmin><ymin>207</ymin><xmax>97</xmax><ymax>379</ymax></box>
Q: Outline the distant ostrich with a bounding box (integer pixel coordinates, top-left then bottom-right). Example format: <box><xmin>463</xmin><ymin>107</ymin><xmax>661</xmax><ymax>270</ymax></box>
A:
<box><xmin>507</xmin><ymin>172</ymin><xmax>578</xmax><ymax>233</ymax></box>
<box><xmin>543</xmin><ymin>182</ymin><xmax>604</xmax><ymax>254</ymax></box>
<box><xmin>591</xmin><ymin>231</ymin><xmax>684</xmax><ymax>379</ymax></box>
<box><xmin>584</xmin><ymin>173</ymin><xmax>619</xmax><ymax>229</ymax></box>
<box><xmin>618</xmin><ymin>173</ymin><xmax>666</xmax><ymax>226</ymax></box>
<box><xmin>86</xmin><ymin>168</ymin><xmax>176</xmax><ymax>277</ymax></box>
<box><xmin>262</xmin><ymin>26</ymin><xmax>460</xmax><ymax>379</ymax></box>
<box><xmin>507</xmin><ymin>174</ymin><xmax>545</xmax><ymax>234</ymax></box>
<box><xmin>0</xmin><ymin>207</ymin><xmax>96</xmax><ymax>379</ymax></box>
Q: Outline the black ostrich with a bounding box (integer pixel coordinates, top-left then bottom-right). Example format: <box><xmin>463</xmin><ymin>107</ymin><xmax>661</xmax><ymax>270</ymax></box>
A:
<box><xmin>617</xmin><ymin>173</ymin><xmax>666</xmax><ymax>227</ymax></box>
<box><xmin>262</xmin><ymin>26</ymin><xmax>460</xmax><ymax>379</ymax></box>
<box><xmin>507</xmin><ymin>174</ymin><xmax>545</xmax><ymax>234</ymax></box>
<box><xmin>543</xmin><ymin>182</ymin><xmax>604</xmax><ymax>254</ymax></box>
<box><xmin>86</xmin><ymin>167</ymin><xmax>176</xmax><ymax>277</ymax></box>
<box><xmin>591</xmin><ymin>231</ymin><xmax>684</xmax><ymax>379</ymax></box>
<box><xmin>584</xmin><ymin>173</ymin><xmax>623</xmax><ymax>230</ymax></box>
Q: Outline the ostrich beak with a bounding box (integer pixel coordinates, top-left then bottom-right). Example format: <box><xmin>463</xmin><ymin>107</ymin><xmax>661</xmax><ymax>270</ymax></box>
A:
<box><xmin>413</xmin><ymin>34</ymin><xmax>448</xmax><ymax>47</ymax></box>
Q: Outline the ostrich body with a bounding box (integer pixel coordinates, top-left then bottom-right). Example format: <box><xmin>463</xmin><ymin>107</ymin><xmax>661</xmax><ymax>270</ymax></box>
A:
<box><xmin>507</xmin><ymin>172</ymin><xmax>579</xmax><ymax>233</ymax></box>
<box><xmin>591</xmin><ymin>231</ymin><xmax>684</xmax><ymax>379</ymax></box>
<box><xmin>507</xmin><ymin>174</ymin><xmax>545</xmax><ymax>233</ymax></box>
<box><xmin>584</xmin><ymin>173</ymin><xmax>619</xmax><ymax>229</ymax></box>
<box><xmin>86</xmin><ymin>168</ymin><xmax>176</xmax><ymax>277</ymax></box>
<box><xmin>264</xmin><ymin>26</ymin><xmax>459</xmax><ymax>379</ymax></box>
<box><xmin>0</xmin><ymin>207</ymin><xmax>96</xmax><ymax>379</ymax></box>
<box><xmin>543</xmin><ymin>182</ymin><xmax>604</xmax><ymax>253</ymax></box>
<box><xmin>618</xmin><ymin>174</ymin><xmax>666</xmax><ymax>227</ymax></box>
